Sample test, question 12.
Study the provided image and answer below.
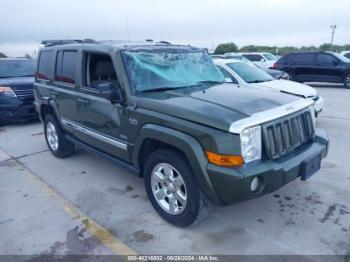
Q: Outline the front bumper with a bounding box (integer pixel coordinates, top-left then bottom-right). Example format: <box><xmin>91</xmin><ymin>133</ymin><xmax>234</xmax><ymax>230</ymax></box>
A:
<box><xmin>207</xmin><ymin>129</ymin><xmax>329</xmax><ymax>205</ymax></box>
<box><xmin>0</xmin><ymin>97</ymin><xmax>38</xmax><ymax>123</ymax></box>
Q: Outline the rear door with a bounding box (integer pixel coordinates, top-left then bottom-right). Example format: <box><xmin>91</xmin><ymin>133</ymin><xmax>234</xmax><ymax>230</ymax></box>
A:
<box><xmin>290</xmin><ymin>53</ymin><xmax>317</xmax><ymax>82</ymax></box>
<box><xmin>315</xmin><ymin>53</ymin><xmax>343</xmax><ymax>82</ymax></box>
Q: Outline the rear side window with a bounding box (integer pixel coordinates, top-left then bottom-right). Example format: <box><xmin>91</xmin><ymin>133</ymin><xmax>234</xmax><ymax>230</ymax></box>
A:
<box><xmin>292</xmin><ymin>53</ymin><xmax>314</xmax><ymax>64</ymax></box>
<box><xmin>242</xmin><ymin>54</ymin><xmax>263</xmax><ymax>62</ymax></box>
<box><xmin>37</xmin><ymin>51</ymin><xmax>54</xmax><ymax>80</ymax></box>
<box><xmin>55</xmin><ymin>50</ymin><xmax>77</xmax><ymax>84</ymax></box>
<box><xmin>317</xmin><ymin>54</ymin><xmax>337</xmax><ymax>65</ymax></box>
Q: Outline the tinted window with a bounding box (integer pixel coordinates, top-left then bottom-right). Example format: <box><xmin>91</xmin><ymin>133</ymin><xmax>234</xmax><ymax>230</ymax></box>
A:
<box><xmin>242</xmin><ymin>54</ymin><xmax>263</xmax><ymax>62</ymax></box>
<box><xmin>345</xmin><ymin>53</ymin><xmax>350</xmax><ymax>59</ymax></box>
<box><xmin>317</xmin><ymin>54</ymin><xmax>337</xmax><ymax>65</ymax></box>
<box><xmin>217</xmin><ymin>66</ymin><xmax>238</xmax><ymax>84</ymax></box>
<box><xmin>292</xmin><ymin>53</ymin><xmax>314</xmax><ymax>64</ymax></box>
<box><xmin>37</xmin><ymin>51</ymin><xmax>54</xmax><ymax>80</ymax></box>
<box><xmin>0</xmin><ymin>60</ymin><xmax>35</xmax><ymax>78</ymax></box>
<box><xmin>56</xmin><ymin>51</ymin><xmax>77</xmax><ymax>84</ymax></box>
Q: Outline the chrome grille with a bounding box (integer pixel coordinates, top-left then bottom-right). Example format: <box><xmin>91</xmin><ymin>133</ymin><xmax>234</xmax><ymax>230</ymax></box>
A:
<box><xmin>12</xmin><ymin>86</ymin><xmax>34</xmax><ymax>100</ymax></box>
<box><xmin>262</xmin><ymin>109</ymin><xmax>314</xmax><ymax>159</ymax></box>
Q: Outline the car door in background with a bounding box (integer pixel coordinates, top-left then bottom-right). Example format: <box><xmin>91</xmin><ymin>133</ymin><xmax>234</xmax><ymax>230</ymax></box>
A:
<box><xmin>315</xmin><ymin>53</ymin><xmax>343</xmax><ymax>82</ymax></box>
<box><xmin>242</xmin><ymin>54</ymin><xmax>265</xmax><ymax>68</ymax></box>
<box><xmin>290</xmin><ymin>53</ymin><xmax>317</xmax><ymax>82</ymax></box>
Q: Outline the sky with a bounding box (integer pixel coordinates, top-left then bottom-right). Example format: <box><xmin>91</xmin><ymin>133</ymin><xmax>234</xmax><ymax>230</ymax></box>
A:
<box><xmin>0</xmin><ymin>0</ymin><xmax>349</xmax><ymax>56</ymax></box>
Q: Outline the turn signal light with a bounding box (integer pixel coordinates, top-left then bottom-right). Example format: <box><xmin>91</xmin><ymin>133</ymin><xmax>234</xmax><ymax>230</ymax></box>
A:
<box><xmin>205</xmin><ymin>151</ymin><xmax>244</xmax><ymax>167</ymax></box>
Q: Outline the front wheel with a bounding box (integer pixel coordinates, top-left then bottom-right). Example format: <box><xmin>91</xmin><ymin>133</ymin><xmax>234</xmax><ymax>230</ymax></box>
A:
<box><xmin>144</xmin><ymin>149</ymin><xmax>210</xmax><ymax>227</ymax></box>
<box><xmin>344</xmin><ymin>73</ymin><xmax>350</xmax><ymax>89</ymax></box>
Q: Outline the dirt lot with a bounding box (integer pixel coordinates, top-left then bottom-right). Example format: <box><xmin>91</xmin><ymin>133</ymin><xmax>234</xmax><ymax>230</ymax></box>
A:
<box><xmin>0</xmin><ymin>85</ymin><xmax>349</xmax><ymax>257</ymax></box>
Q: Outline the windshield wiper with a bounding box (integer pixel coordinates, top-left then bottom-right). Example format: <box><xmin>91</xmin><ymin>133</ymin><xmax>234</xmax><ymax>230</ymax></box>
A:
<box><xmin>140</xmin><ymin>86</ymin><xmax>181</xmax><ymax>93</ymax></box>
<box><xmin>247</xmin><ymin>80</ymin><xmax>267</xmax><ymax>83</ymax></box>
<box><xmin>195</xmin><ymin>80</ymin><xmax>224</xmax><ymax>85</ymax></box>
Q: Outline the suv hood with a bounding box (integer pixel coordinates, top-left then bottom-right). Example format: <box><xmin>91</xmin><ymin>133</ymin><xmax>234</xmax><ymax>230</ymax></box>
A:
<box><xmin>255</xmin><ymin>80</ymin><xmax>317</xmax><ymax>98</ymax></box>
<box><xmin>137</xmin><ymin>84</ymin><xmax>301</xmax><ymax>132</ymax></box>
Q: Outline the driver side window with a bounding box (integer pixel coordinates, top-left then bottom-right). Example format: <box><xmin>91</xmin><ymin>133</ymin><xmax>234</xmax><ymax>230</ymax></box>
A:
<box><xmin>83</xmin><ymin>53</ymin><xmax>120</xmax><ymax>90</ymax></box>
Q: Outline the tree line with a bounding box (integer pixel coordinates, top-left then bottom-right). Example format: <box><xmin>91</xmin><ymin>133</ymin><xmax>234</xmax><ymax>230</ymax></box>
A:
<box><xmin>214</xmin><ymin>42</ymin><xmax>350</xmax><ymax>55</ymax></box>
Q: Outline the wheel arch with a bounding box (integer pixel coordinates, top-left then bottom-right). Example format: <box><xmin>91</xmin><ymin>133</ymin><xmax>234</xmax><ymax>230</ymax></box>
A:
<box><xmin>132</xmin><ymin>124</ymin><xmax>221</xmax><ymax>205</ymax></box>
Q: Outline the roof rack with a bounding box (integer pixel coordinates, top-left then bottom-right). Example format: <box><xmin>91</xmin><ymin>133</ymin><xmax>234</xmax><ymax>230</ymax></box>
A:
<box><xmin>41</xmin><ymin>39</ymin><xmax>97</xmax><ymax>47</ymax></box>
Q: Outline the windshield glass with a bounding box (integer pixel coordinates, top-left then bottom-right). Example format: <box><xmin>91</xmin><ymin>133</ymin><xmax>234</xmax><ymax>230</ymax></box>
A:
<box><xmin>330</xmin><ymin>52</ymin><xmax>350</xmax><ymax>63</ymax></box>
<box><xmin>226</xmin><ymin>62</ymin><xmax>274</xmax><ymax>83</ymax></box>
<box><xmin>0</xmin><ymin>60</ymin><xmax>36</xmax><ymax>78</ymax></box>
<box><xmin>123</xmin><ymin>50</ymin><xmax>224</xmax><ymax>93</ymax></box>
<box><xmin>263</xmin><ymin>53</ymin><xmax>277</xmax><ymax>61</ymax></box>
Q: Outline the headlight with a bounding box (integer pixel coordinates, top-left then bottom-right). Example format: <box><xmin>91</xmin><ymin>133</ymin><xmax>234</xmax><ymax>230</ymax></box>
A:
<box><xmin>240</xmin><ymin>126</ymin><xmax>262</xmax><ymax>163</ymax></box>
<box><xmin>0</xmin><ymin>86</ymin><xmax>16</xmax><ymax>97</ymax></box>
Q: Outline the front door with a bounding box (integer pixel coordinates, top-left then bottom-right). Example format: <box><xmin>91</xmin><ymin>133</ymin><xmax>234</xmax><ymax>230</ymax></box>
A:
<box><xmin>315</xmin><ymin>53</ymin><xmax>343</xmax><ymax>82</ymax></box>
<box><xmin>74</xmin><ymin>52</ymin><xmax>130</xmax><ymax>161</ymax></box>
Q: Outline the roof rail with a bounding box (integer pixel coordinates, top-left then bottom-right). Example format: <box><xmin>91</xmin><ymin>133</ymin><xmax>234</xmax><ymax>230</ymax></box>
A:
<box><xmin>41</xmin><ymin>39</ymin><xmax>97</xmax><ymax>47</ymax></box>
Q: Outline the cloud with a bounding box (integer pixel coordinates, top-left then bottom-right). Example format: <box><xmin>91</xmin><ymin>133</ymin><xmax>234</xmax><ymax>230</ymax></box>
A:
<box><xmin>1</xmin><ymin>0</ymin><xmax>349</xmax><ymax>56</ymax></box>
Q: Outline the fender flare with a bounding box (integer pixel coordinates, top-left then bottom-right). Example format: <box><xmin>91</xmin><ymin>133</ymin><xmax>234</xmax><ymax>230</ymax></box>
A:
<box><xmin>132</xmin><ymin>124</ymin><xmax>222</xmax><ymax>205</ymax></box>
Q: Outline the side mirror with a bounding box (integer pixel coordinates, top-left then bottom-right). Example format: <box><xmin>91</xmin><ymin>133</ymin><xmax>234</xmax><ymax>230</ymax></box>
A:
<box><xmin>97</xmin><ymin>82</ymin><xmax>123</xmax><ymax>104</ymax></box>
<box><xmin>332</xmin><ymin>60</ymin><xmax>339</xmax><ymax>66</ymax></box>
<box><xmin>260</xmin><ymin>58</ymin><xmax>266</xmax><ymax>62</ymax></box>
<box><xmin>225</xmin><ymin>77</ymin><xmax>233</xmax><ymax>83</ymax></box>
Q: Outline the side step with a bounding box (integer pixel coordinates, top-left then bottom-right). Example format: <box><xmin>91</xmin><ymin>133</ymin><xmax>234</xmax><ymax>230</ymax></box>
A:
<box><xmin>65</xmin><ymin>135</ymin><xmax>140</xmax><ymax>175</ymax></box>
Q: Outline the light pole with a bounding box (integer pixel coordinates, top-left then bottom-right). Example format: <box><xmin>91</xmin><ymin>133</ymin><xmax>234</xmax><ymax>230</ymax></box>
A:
<box><xmin>330</xmin><ymin>25</ymin><xmax>337</xmax><ymax>51</ymax></box>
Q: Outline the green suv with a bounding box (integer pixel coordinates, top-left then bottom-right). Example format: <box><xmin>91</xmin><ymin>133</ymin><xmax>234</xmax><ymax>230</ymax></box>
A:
<box><xmin>34</xmin><ymin>40</ymin><xmax>329</xmax><ymax>227</ymax></box>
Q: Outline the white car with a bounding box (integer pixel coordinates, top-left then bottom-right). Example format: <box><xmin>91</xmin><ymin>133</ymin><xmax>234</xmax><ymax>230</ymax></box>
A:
<box><xmin>240</xmin><ymin>52</ymin><xmax>277</xmax><ymax>69</ymax></box>
<box><xmin>214</xmin><ymin>59</ymin><xmax>324</xmax><ymax>116</ymax></box>
<box><xmin>341</xmin><ymin>50</ymin><xmax>350</xmax><ymax>59</ymax></box>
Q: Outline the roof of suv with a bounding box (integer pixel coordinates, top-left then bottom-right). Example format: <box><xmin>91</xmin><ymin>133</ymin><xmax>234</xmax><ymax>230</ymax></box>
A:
<box><xmin>39</xmin><ymin>39</ymin><xmax>202</xmax><ymax>53</ymax></box>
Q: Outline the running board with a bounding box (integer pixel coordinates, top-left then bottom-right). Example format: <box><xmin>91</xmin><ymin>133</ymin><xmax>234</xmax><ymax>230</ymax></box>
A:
<box><xmin>65</xmin><ymin>135</ymin><xmax>140</xmax><ymax>175</ymax></box>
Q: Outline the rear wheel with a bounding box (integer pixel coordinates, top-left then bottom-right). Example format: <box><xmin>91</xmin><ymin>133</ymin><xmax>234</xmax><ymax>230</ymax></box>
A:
<box><xmin>44</xmin><ymin>114</ymin><xmax>75</xmax><ymax>158</ymax></box>
<box><xmin>344</xmin><ymin>73</ymin><xmax>350</xmax><ymax>89</ymax></box>
<box><xmin>144</xmin><ymin>149</ymin><xmax>210</xmax><ymax>227</ymax></box>
<box><xmin>285</xmin><ymin>70</ymin><xmax>296</xmax><ymax>81</ymax></box>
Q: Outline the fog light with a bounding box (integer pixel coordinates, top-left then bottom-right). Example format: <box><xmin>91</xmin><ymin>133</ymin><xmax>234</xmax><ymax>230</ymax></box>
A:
<box><xmin>250</xmin><ymin>177</ymin><xmax>259</xmax><ymax>192</ymax></box>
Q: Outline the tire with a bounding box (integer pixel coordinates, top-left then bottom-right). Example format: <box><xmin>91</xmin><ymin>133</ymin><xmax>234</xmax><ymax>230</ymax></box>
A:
<box><xmin>285</xmin><ymin>70</ymin><xmax>296</xmax><ymax>81</ymax></box>
<box><xmin>344</xmin><ymin>73</ymin><xmax>350</xmax><ymax>89</ymax></box>
<box><xmin>44</xmin><ymin>114</ymin><xmax>75</xmax><ymax>158</ymax></box>
<box><xmin>143</xmin><ymin>149</ymin><xmax>210</xmax><ymax>227</ymax></box>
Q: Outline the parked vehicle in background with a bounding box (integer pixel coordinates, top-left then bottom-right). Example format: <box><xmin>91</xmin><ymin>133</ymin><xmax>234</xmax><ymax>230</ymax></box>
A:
<box><xmin>210</xmin><ymin>54</ymin><xmax>225</xmax><ymax>59</ymax></box>
<box><xmin>35</xmin><ymin>39</ymin><xmax>328</xmax><ymax>227</ymax></box>
<box><xmin>214</xmin><ymin>59</ymin><xmax>324</xmax><ymax>116</ymax></box>
<box><xmin>273</xmin><ymin>51</ymin><xmax>350</xmax><ymax>89</ymax></box>
<box><xmin>223</xmin><ymin>53</ymin><xmax>289</xmax><ymax>80</ymax></box>
<box><xmin>0</xmin><ymin>58</ymin><xmax>37</xmax><ymax>125</ymax></box>
<box><xmin>341</xmin><ymin>50</ymin><xmax>350</xmax><ymax>59</ymax></box>
<box><xmin>240</xmin><ymin>52</ymin><xmax>278</xmax><ymax>69</ymax></box>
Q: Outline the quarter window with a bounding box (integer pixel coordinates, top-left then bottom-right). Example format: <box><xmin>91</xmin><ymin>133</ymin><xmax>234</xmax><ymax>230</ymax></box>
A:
<box><xmin>37</xmin><ymin>51</ymin><xmax>54</xmax><ymax>80</ymax></box>
<box><xmin>55</xmin><ymin>51</ymin><xmax>77</xmax><ymax>84</ymax></box>
<box><xmin>292</xmin><ymin>53</ymin><xmax>314</xmax><ymax>64</ymax></box>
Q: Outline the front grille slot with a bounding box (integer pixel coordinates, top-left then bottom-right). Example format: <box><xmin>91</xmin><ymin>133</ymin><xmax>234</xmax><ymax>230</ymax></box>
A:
<box><xmin>263</xmin><ymin>110</ymin><xmax>314</xmax><ymax>159</ymax></box>
<box><xmin>12</xmin><ymin>86</ymin><xmax>34</xmax><ymax>100</ymax></box>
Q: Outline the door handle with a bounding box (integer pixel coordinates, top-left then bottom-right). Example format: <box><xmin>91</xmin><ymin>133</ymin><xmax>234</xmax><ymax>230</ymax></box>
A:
<box><xmin>77</xmin><ymin>98</ymin><xmax>90</xmax><ymax>105</ymax></box>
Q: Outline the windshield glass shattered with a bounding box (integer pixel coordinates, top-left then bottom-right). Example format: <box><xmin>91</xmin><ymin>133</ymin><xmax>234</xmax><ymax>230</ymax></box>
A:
<box><xmin>123</xmin><ymin>50</ymin><xmax>225</xmax><ymax>93</ymax></box>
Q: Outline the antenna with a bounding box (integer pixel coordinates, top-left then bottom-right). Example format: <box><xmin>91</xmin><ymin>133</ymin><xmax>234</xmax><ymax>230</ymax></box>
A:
<box><xmin>126</xmin><ymin>19</ymin><xmax>130</xmax><ymax>42</ymax></box>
